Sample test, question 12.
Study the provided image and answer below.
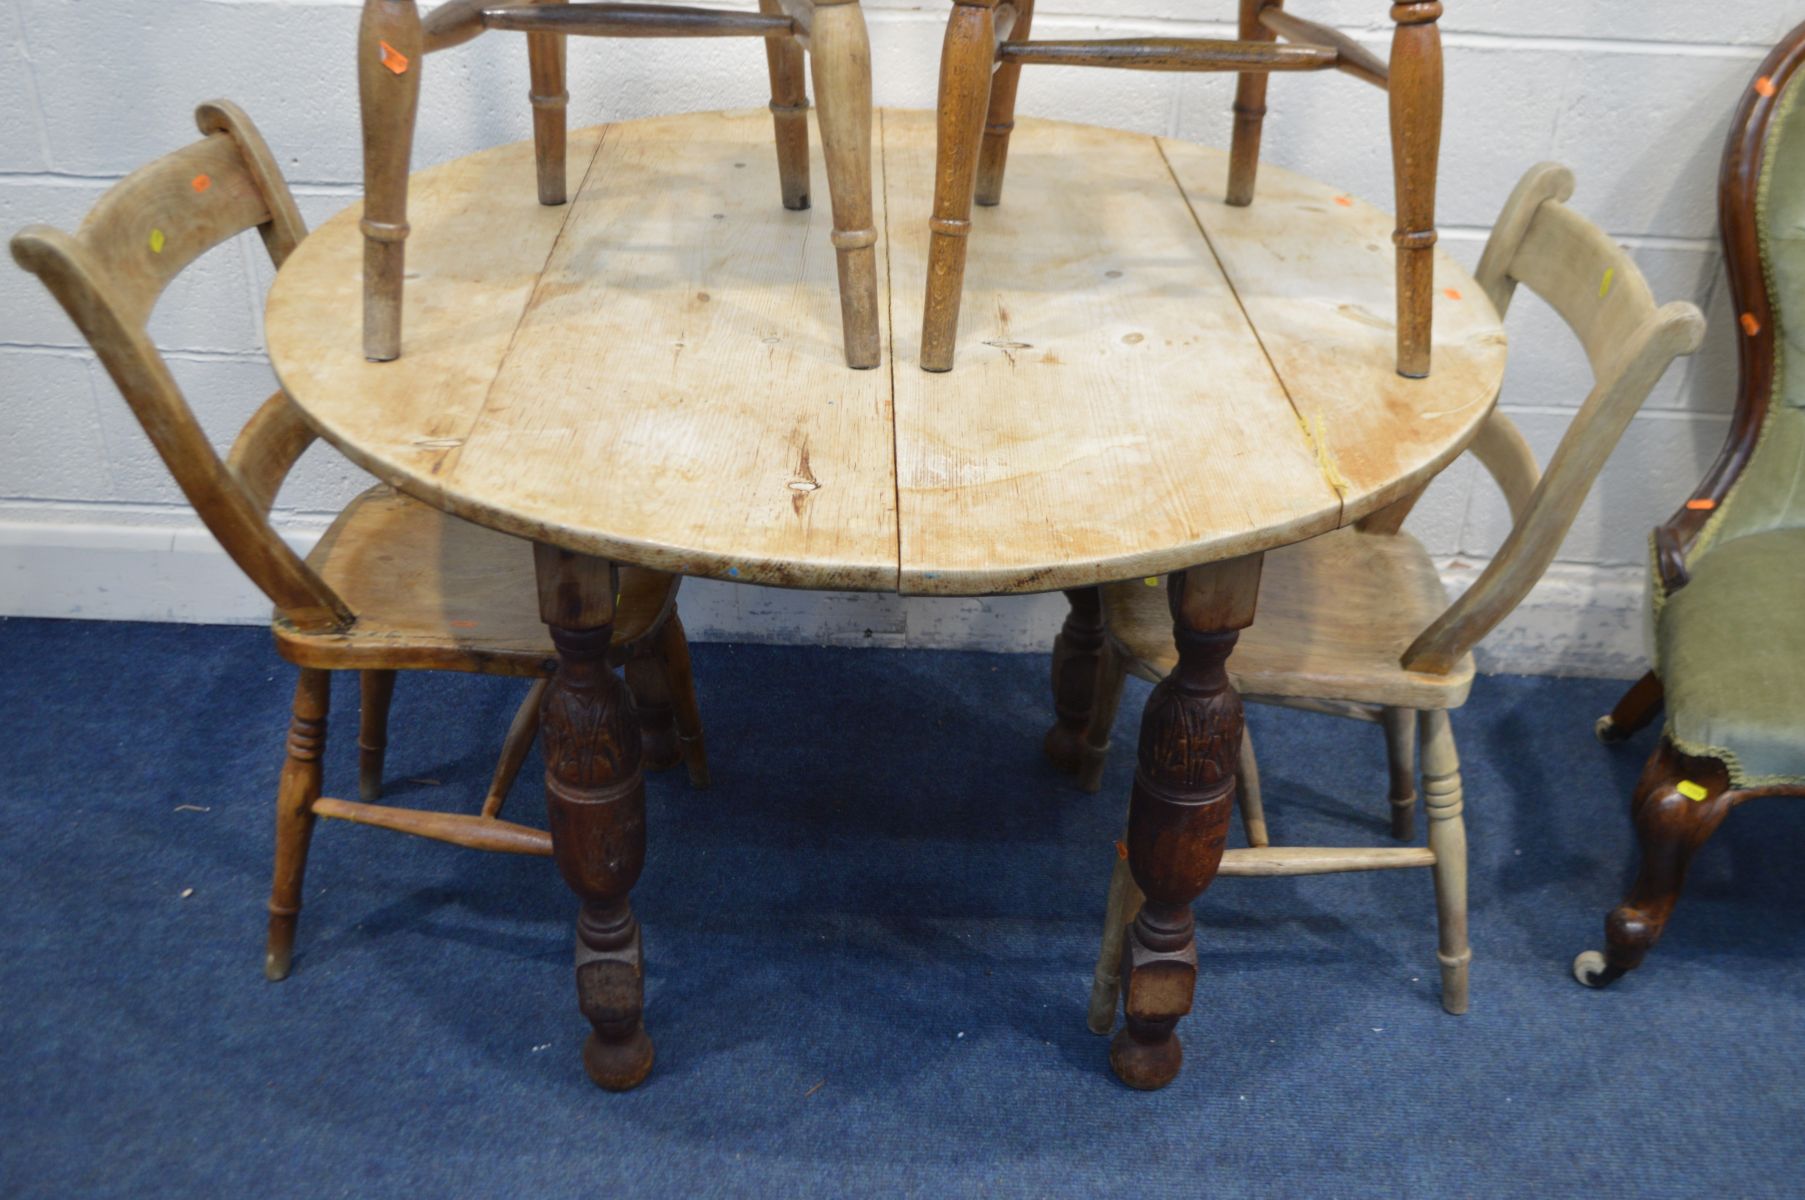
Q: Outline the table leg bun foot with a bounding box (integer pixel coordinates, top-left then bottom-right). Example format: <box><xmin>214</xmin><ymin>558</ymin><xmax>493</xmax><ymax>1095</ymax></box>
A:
<box><xmin>583</xmin><ymin>1026</ymin><xmax>655</xmax><ymax>1091</ymax></box>
<box><xmin>1043</xmin><ymin>723</ymin><xmax>1084</xmax><ymax>775</ymax></box>
<box><xmin>1109</xmin><ymin>1025</ymin><xmax>1181</xmax><ymax>1090</ymax></box>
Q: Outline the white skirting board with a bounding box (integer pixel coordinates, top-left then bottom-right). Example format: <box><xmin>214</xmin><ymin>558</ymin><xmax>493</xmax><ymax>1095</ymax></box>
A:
<box><xmin>0</xmin><ymin>517</ymin><xmax>1651</xmax><ymax>679</ymax></box>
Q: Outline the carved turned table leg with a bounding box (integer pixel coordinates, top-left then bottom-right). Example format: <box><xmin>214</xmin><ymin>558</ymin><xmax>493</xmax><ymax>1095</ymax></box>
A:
<box><xmin>534</xmin><ymin>543</ymin><xmax>653</xmax><ymax>1091</ymax></box>
<box><xmin>1111</xmin><ymin>555</ymin><xmax>1261</xmax><ymax>1090</ymax></box>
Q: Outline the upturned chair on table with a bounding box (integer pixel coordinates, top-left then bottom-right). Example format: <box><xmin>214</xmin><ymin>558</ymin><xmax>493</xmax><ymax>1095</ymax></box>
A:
<box><xmin>1053</xmin><ymin>161</ymin><xmax>1704</xmax><ymax>1036</ymax></box>
<box><xmin>921</xmin><ymin>0</ymin><xmax>1443</xmax><ymax>374</ymax></box>
<box><xmin>10</xmin><ymin>101</ymin><xmax>709</xmax><ymax>982</ymax></box>
<box><xmin>1577</xmin><ymin>24</ymin><xmax>1805</xmax><ymax>990</ymax></box>
<box><xmin>359</xmin><ymin>0</ymin><xmax>879</xmax><ymax>367</ymax></box>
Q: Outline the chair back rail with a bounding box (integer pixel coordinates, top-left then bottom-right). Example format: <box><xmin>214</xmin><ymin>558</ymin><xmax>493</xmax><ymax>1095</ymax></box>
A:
<box><xmin>9</xmin><ymin>102</ymin><xmax>352</xmax><ymax>634</ymax></box>
<box><xmin>1399</xmin><ymin>164</ymin><xmax>1706</xmax><ymax>674</ymax></box>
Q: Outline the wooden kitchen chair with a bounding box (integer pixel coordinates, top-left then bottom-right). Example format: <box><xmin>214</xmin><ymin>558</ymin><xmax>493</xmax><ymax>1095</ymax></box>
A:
<box><xmin>922</xmin><ymin>0</ymin><xmax>1443</xmax><ymax>374</ymax></box>
<box><xmin>10</xmin><ymin>100</ymin><xmax>709</xmax><ymax>983</ymax></box>
<box><xmin>1577</xmin><ymin>25</ymin><xmax>1805</xmax><ymax>989</ymax></box>
<box><xmin>1057</xmin><ymin>161</ymin><xmax>1704</xmax><ymax>1030</ymax></box>
<box><xmin>359</xmin><ymin>0</ymin><xmax>879</xmax><ymax>367</ymax></box>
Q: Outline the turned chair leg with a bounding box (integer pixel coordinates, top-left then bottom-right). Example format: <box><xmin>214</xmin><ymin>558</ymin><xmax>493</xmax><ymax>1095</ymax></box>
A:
<box><xmin>1225</xmin><ymin>0</ymin><xmax>1280</xmax><ymax>206</ymax></box>
<box><xmin>659</xmin><ymin>610</ymin><xmax>711</xmax><ymax>789</ymax></box>
<box><xmin>1419</xmin><ymin>709</ymin><xmax>1470</xmax><ymax>1014</ymax></box>
<box><xmin>1077</xmin><ymin>638</ymin><xmax>1129</xmax><ymax>794</ymax></box>
<box><xmin>1596</xmin><ymin>669</ymin><xmax>1664</xmax><ymax>744</ymax></box>
<box><xmin>973</xmin><ymin>0</ymin><xmax>1034</xmax><ymax>206</ymax></box>
<box><xmin>482</xmin><ymin>678</ymin><xmax>548</xmax><ymax>820</ymax></box>
<box><xmin>1087</xmin><ymin>839</ymin><xmax>1145</xmax><ymax>1036</ymax></box>
<box><xmin>760</xmin><ymin>0</ymin><xmax>811</xmax><ymax>210</ymax></box>
<box><xmin>526</xmin><ymin>16</ymin><xmax>569</xmax><ymax>205</ymax></box>
<box><xmin>266</xmin><ymin>668</ymin><xmax>330</xmax><ymax>982</ymax></box>
<box><xmin>358</xmin><ymin>669</ymin><xmax>397</xmax><ymax>802</ymax></box>
<box><xmin>1381</xmin><ymin>705</ymin><xmax>1418</xmax><ymax>841</ymax></box>
<box><xmin>1574</xmin><ymin>739</ymin><xmax>1733</xmax><ymax>989</ymax></box>
<box><xmin>1389</xmin><ymin>0</ymin><xmax>1443</xmax><ymax>378</ymax></box>
<box><xmin>625</xmin><ymin>639</ymin><xmax>683</xmax><ymax>773</ymax></box>
<box><xmin>1045</xmin><ymin>587</ymin><xmax>1105</xmax><ymax>776</ymax></box>
<box><xmin>1237</xmin><ymin>724</ymin><xmax>1268</xmax><ymax>848</ymax></box>
<box><xmin>808</xmin><ymin>0</ymin><xmax>881</xmax><ymax>369</ymax></box>
<box><xmin>358</xmin><ymin>0</ymin><xmax>423</xmax><ymax>361</ymax></box>
<box><xmin>921</xmin><ymin>0</ymin><xmax>1001</xmax><ymax>372</ymax></box>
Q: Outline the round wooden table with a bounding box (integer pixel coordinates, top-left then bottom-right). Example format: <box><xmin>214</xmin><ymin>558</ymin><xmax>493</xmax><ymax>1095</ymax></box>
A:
<box><xmin>267</xmin><ymin>107</ymin><xmax>1506</xmax><ymax>1091</ymax></box>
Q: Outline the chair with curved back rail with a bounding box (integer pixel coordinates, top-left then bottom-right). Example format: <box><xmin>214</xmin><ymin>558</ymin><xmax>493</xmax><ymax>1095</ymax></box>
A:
<box><xmin>921</xmin><ymin>0</ymin><xmax>1443</xmax><ymax>375</ymax></box>
<box><xmin>10</xmin><ymin>100</ymin><xmax>710</xmax><ymax>983</ymax></box>
<box><xmin>1576</xmin><ymin>25</ymin><xmax>1805</xmax><ymax>990</ymax></box>
<box><xmin>359</xmin><ymin>0</ymin><xmax>879</xmax><ymax>368</ymax></box>
<box><xmin>1061</xmin><ymin>161</ymin><xmax>1704</xmax><ymax>1033</ymax></box>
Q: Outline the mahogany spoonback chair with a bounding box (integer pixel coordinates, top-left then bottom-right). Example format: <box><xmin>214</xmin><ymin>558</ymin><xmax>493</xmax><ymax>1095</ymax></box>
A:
<box><xmin>921</xmin><ymin>0</ymin><xmax>1442</xmax><ymax>374</ymax></box>
<box><xmin>10</xmin><ymin>101</ymin><xmax>709</xmax><ymax>983</ymax></box>
<box><xmin>360</xmin><ymin>0</ymin><xmax>879</xmax><ymax>367</ymax></box>
<box><xmin>1059</xmin><ymin>161</ymin><xmax>1704</xmax><ymax>1033</ymax></box>
<box><xmin>1577</xmin><ymin>24</ymin><xmax>1805</xmax><ymax>990</ymax></box>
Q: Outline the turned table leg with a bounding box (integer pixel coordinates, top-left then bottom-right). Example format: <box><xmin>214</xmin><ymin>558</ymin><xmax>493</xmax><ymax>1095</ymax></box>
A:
<box><xmin>1111</xmin><ymin>555</ymin><xmax>1261</xmax><ymax>1090</ymax></box>
<box><xmin>534</xmin><ymin>544</ymin><xmax>653</xmax><ymax>1091</ymax></box>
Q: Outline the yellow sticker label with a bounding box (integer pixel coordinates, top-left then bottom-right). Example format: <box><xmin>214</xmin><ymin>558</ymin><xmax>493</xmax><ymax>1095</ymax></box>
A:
<box><xmin>1143</xmin><ymin>577</ymin><xmax>1159</xmax><ymax>587</ymax></box>
<box><xmin>1677</xmin><ymin>780</ymin><xmax>1707</xmax><ymax>802</ymax></box>
<box><xmin>148</xmin><ymin>228</ymin><xmax>165</xmax><ymax>254</ymax></box>
<box><xmin>1599</xmin><ymin>267</ymin><xmax>1614</xmax><ymax>299</ymax></box>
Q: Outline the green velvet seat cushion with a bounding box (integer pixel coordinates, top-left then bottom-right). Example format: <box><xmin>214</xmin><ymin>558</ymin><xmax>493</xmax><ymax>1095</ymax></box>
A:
<box><xmin>1659</xmin><ymin>527</ymin><xmax>1805</xmax><ymax>786</ymax></box>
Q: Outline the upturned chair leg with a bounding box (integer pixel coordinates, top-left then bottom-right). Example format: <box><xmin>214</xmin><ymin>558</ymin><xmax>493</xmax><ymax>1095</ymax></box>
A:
<box><xmin>921</xmin><ymin>0</ymin><xmax>1000</xmax><ymax>372</ymax></box>
<box><xmin>526</xmin><ymin>11</ymin><xmax>569</xmax><ymax>205</ymax></box>
<box><xmin>973</xmin><ymin>0</ymin><xmax>1034</xmax><ymax>206</ymax></box>
<box><xmin>1237</xmin><ymin>724</ymin><xmax>1268</xmax><ymax>848</ymax></box>
<box><xmin>266</xmin><ymin>668</ymin><xmax>330</xmax><ymax>982</ymax></box>
<box><xmin>358</xmin><ymin>0</ymin><xmax>423</xmax><ymax>361</ymax></box>
<box><xmin>1381</xmin><ymin>705</ymin><xmax>1417</xmax><ymax>841</ymax></box>
<box><xmin>1077</xmin><ymin>639</ymin><xmax>1129</xmax><ymax>794</ymax></box>
<box><xmin>1574</xmin><ymin>740</ymin><xmax>1733</xmax><ymax>989</ymax></box>
<box><xmin>625</xmin><ymin>640</ymin><xmax>683</xmax><ymax>773</ymax></box>
<box><xmin>1419</xmin><ymin>709</ymin><xmax>1470</xmax><ymax>1014</ymax></box>
<box><xmin>1087</xmin><ymin>840</ymin><xmax>1145</xmax><ymax>1036</ymax></box>
<box><xmin>1225</xmin><ymin>0</ymin><xmax>1281</xmax><ymax>206</ymax></box>
<box><xmin>1595</xmin><ymin>669</ymin><xmax>1664</xmax><ymax>744</ymax></box>
<box><xmin>760</xmin><ymin>0</ymin><xmax>811</xmax><ymax>210</ymax></box>
<box><xmin>1389</xmin><ymin>0</ymin><xmax>1443</xmax><ymax>378</ymax></box>
<box><xmin>358</xmin><ymin>669</ymin><xmax>397</xmax><ymax>802</ymax></box>
<box><xmin>658</xmin><ymin>610</ymin><xmax>711</xmax><ymax>789</ymax></box>
<box><xmin>1045</xmin><ymin>587</ymin><xmax>1105</xmax><ymax>776</ymax></box>
<box><xmin>808</xmin><ymin>0</ymin><xmax>881</xmax><ymax>369</ymax></box>
<box><xmin>482</xmin><ymin>678</ymin><xmax>549</xmax><ymax>820</ymax></box>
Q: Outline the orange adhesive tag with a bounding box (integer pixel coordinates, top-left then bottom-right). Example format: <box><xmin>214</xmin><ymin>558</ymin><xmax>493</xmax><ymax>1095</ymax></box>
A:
<box><xmin>1333</xmin><ymin>195</ymin><xmax>1354</xmax><ymax>208</ymax></box>
<box><xmin>148</xmin><ymin>228</ymin><xmax>165</xmax><ymax>254</ymax></box>
<box><xmin>1756</xmin><ymin>76</ymin><xmax>1777</xmax><ymax>97</ymax></box>
<box><xmin>1741</xmin><ymin>312</ymin><xmax>1762</xmax><ymax>336</ymax></box>
<box><xmin>1443</xmin><ymin>287</ymin><xmax>1462</xmax><ymax>302</ymax></box>
<box><xmin>1685</xmin><ymin>498</ymin><xmax>1717</xmax><ymax>511</ymax></box>
<box><xmin>1114</xmin><ymin>840</ymin><xmax>1128</xmax><ymax>860</ymax></box>
<box><xmin>379</xmin><ymin>40</ymin><xmax>410</xmax><ymax>75</ymax></box>
<box><xmin>191</xmin><ymin>174</ymin><xmax>211</xmax><ymax>193</ymax></box>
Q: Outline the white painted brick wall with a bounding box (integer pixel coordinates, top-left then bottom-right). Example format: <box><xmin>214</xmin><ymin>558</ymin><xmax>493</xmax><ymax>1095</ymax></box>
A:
<box><xmin>2</xmin><ymin>0</ymin><xmax>1791</xmax><ymax>674</ymax></box>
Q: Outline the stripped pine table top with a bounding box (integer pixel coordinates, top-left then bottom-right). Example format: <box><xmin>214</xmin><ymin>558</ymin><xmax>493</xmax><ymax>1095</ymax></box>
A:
<box><xmin>266</xmin><ymin>108</ymin><xmax>1506</xmax><ymax>596</ymax></box>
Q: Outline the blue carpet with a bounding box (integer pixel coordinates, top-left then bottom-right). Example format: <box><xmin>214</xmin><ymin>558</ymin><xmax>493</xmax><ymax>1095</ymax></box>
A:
<box><xmin>1</xmin><ymin>616</ymin><xmax>1801</xmax><ymax>1198</ymax></box>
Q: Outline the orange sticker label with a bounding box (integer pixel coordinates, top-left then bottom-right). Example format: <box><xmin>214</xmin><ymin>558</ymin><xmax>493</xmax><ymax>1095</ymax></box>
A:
<box><xmin>1685</xmin><ymin>498</ymin><xmax>1717</xmax><ymax>511</ymax></box>
<box><xmin>1114</xmin><ymin>840</ymin><xmax>1128</xmax><ymax>860</ymax></box>
<box><xmin>1333</xmin><ymin>195</ymin><xmax>1354</xmax><ymax>208</ymax></box>
<box><xmin>1741</xmin><ymin>312</ymin><xmax>1762</xmax><ymax>336</ymax></box>
<box><xmin>1756</xmin><ymin>75</ymin><xmax>1777</xmax><ymax>97</ymax></box>
<box><xmin>191</xmin><ymin>174</ymin><xmax>211</xmax><ymax>193</ymax></box>
<box><xmin>1443</xmin><ymin>287</ymin><xmax>1462</xmax><ymax>302</ymax></box>
<box><xmin>379</xmin><ymin>40</ymin><xmax>410</xmax><ymax>75</ymax></box>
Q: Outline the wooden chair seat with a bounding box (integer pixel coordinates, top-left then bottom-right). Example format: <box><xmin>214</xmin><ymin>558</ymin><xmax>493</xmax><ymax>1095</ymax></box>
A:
<box><xmin>275</xmin><ymin>483</ymin><xmax>673</xmax><ymax>676</ymax></box>
<box><xmin>1101</xmin><ymin>527</ymin><xmax>1475</xmax><ymax>711</ymax></box>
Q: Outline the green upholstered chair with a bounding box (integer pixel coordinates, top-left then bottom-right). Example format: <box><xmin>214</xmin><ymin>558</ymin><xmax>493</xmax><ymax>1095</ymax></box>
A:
<box><xmin>1576</xmin><ymin>23</ymin><xmax>1805</xmax><ymax>989</ymax></box>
